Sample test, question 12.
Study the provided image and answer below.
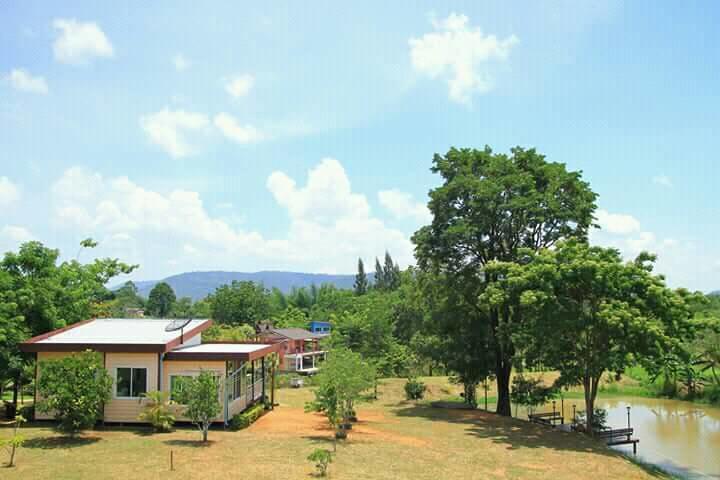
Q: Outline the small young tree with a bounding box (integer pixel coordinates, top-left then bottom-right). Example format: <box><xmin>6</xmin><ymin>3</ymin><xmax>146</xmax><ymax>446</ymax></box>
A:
<box><xmin>138</xmin><ymin>390</ymin><xmax>175</xmax><ymax>432</ymax></box>
<box><xmin>1</xmin><ymin>414</ymin><xmax>25</xmax><ymax>467</ymax></box>
<box><xmin>37</xmin><ymin>351</ymin><xmax>112</xmax><ymax>435</ymax></box>
<box><xmin>305</xmin><ymin>348</ymin><xmax>374</xmax><ymax>449</ymax></box>
<box><xmin>307</xmin><ymin>448</ymin><xmax>333</xmax><ymax>477</ymax></box>
<box><xmin>177</xmin><ymin>371</ymin><xmax>221</xmax><ymax>442</ymax></box>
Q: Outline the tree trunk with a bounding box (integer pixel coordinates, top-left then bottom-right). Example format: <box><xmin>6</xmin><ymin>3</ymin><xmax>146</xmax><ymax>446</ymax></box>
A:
<box><xmin>12</xmin><ymin>375</ymin><xmax>19</xmax><ymax>411</ymax></box>
<box><xmin>495</xmin><ymin>359</ymin><xmax>512</xmax><ymax>416</ymax></box>
<box><xmin>202</xmin><ymin>425</ymin><xmax>208</xmax><ymax>442</ymax></box>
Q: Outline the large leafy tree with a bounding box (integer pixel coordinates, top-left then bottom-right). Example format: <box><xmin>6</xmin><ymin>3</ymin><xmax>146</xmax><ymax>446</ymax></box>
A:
<box><xmin>209</xmin><ymin>280</ymin><xmax>270</xmax><ymax>326</ymax></box>
<box><xmin>0</xmin><ymin>240</ymin><xmax>135</xmax><ymax>409</ymax></box>
<box><xmin>413</xmin><ymin>146</ymin><xmax>597</xmax><ymax>416</ymax></box>
<box><xmin>146</xmin><ymin>282</ymin><xmax>176</xmax><ymax>318</ymax></box>
<box><xmin>484</xmin><ymin>241</ymin><xmax>695</xmax><ymax>430</ymax></box>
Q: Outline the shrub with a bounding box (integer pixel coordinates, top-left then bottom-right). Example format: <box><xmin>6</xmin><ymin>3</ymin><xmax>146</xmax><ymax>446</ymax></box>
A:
<box><xmin>138</xmin><ymin>391</ymin><xmax>175</xmax><ymax>432</ymax></box>
<box><xmin>37</xmin><ymin>351</ymin><xmax>113</xmax><ymax>435</ymax></box>
<box><xmin>578</xmin><ymin>407</ymin><xmax>609</xmax><ymax>433</ymax></box>
<box><xmin>230</xmin><ymin>403</ymin><xmax>266</xmax><ymax>430</ymax></box>
<box><xmin>404</xmin><ymin>378</ymin><xmax>426</xmax><ymax>401</ymax></box>
<box><xmin>307</xmin><ymin>448</ymin><xmax>333</xmax><ymax>477</ymax></box>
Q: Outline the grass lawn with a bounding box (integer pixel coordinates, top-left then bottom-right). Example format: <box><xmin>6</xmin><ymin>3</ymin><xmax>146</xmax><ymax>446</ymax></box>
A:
<box><xmin>0</xmin><ymin>377</ymin><xmax>672</xmax><ymax>479</ymax></box>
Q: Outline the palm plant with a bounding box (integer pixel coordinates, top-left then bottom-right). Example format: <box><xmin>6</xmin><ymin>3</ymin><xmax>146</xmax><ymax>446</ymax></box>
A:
<box><xmin>138</xmin><ymin>391</ymin><xmax>175</xmax><ymax>432</ymax></box>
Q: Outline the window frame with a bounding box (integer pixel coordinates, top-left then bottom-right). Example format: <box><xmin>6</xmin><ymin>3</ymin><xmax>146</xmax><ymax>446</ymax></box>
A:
<box><xmin>114</xmin><ymin>366</ymin><xmax>149</xmax><ymax>399</ymax></box>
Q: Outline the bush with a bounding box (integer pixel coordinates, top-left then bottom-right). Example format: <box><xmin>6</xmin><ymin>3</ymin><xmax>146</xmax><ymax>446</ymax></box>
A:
<box><xmin>307</xmin><ymin>448</ymin><xmax>333</xmax><ymax>477</ymax></box>
<box><xmin>37</xmin><ymin>351</ymin><xmax>113</xmax><ymax>435</ymax></box>
<box><xmin>230</xmin><ymin>403</ymin><xmax>266</xmax><ymax>430</ymax></box>
<box><xmin>138</xmin><ymin>391</ymin><xmax>175</xmax><ymax>432</ymax></box>
<box><xmin>578</xmin><ymin>407</ymin><xmax>608</xmax><ymax>432</ymax></box>
<box><xmin>404</xmin><ymin>378</ymin><xmax>426</xmax><ymax>400</ymax></box>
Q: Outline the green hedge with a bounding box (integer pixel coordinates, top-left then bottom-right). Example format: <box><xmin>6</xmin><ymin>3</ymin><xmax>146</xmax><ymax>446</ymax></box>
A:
<box><xmin>230</xmin><ymin>403</ymin><xmax>266</xmax><ymax>430</ymax></box>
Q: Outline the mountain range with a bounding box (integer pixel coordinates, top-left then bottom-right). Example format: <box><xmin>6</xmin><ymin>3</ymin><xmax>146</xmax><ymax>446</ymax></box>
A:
<box><xmin>129</xmin><ymin>271</ymin><xmax>367</xmax><ymax>300</ymax></box>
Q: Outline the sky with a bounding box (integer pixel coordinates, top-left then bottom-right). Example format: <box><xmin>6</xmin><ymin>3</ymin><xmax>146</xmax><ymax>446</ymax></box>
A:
<box><xmin>1</xmin><ymin>1</ymin><xmax>719</xmax><ymax>291</ymax></box>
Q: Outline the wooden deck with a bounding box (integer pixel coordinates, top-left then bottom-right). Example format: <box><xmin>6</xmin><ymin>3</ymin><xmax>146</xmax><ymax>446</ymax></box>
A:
<box><xmin>596</xmin><ymin>428</ymin><xmax>639</xmax><ymax>454</ymax></box>
<box><xmin>528</xmin><ymin>411</ymin><xmax>565</xmax><ymax>426</ymax></box>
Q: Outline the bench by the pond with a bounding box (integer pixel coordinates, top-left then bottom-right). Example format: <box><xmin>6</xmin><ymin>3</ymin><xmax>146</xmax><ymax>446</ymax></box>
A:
<box><xmin>596</xmin><ymin>428</ymin><xmax>639</xmax><ymax>454</ymax></box>
<box><xmin>528</xmin><ymin>412</ymin><xmax>564</xmax><ymax>426</ymax></box>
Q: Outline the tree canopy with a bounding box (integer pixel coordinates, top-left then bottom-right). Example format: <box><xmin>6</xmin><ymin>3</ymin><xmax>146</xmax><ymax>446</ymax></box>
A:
<box><xmin>413</xmin><ymin>146</ymin><xmax>597</xmax><ymax>415</ymax></box>
<box><xmin>146</xmin><ymin>282</ymin><xmax>176</xmax><ymax>318</ymax></box>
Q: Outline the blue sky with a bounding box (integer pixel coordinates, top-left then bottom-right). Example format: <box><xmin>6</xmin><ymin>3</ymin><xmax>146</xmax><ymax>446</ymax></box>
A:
<box><xmin>1</xmin><ymin>1</ymin><xmax>719</xmax><ymax>291</ymax></box>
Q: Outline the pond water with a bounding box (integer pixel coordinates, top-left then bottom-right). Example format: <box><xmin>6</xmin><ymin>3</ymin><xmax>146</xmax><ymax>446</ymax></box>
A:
<box><xmin>596</xmin><ymin>397</ymin><xmax>720</xmax><ymax>479</ymax></box>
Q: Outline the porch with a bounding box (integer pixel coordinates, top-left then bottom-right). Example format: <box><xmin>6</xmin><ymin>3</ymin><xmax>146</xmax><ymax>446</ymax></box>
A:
<box><xmin>163</xmin><ymin>342</ymin><xmax>282</xmax><ymax>425</ymax></box>
<box><xmin>283</xmin><ymin>350</ymin><xmax>327</xmax><ymax>374</ymax></box>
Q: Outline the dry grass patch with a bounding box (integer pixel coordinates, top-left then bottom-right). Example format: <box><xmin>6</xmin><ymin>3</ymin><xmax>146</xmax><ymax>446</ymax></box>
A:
<box><xmin>0</xmin><ymin>377</ymin><xmax>670</xmax><ymax>480</ymax></box>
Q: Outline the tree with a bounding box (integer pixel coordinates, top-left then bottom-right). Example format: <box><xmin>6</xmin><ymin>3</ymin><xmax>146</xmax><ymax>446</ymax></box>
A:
<box><xmin>37</xmin><ymin>351</ymin><xmax>113</xmax><ymax>435</ymax></box>
<box><xmin>146</xmin><ymin>282</ymin><xmax>176</xmax><ymax>318</ymax></box>
<box><xmin>305</xmin><ymin>348</ymin><xmax>374</xmax><ymax>448</ymax></box>
<box><xmin>1</xmin><ymin>240</ymin><xmax>135</xmax><ymax>411</ymax></box>
<box><xmin>413</xmin><ymin>146</ymin><xmax>597</xmax><ymax>416</ymax></box>
<box><xmin>0</xmin><ymin>414</ymin><xmax>25</xmax><ymax>467</ymax></box>
<box><xmin>485</xmin><ymin>241</ymin><xmax>694</xmax><ymax>431</ymax></box>
<box><xmin>354</xmin><ymin>258</ymin><xmax>368</xmax><ymax>295</ymax></box>
<box><xmin>138</xmin><ymin>391</ymin><xmax>175</xmax><ymax>432</ymax></box>
<box><xmin>374</xmin><ymin>258</ymin><xmax>385</xmax><ymax>291</ymax></box>
<box><xmin>172</xmin><ymin>297</ymin><xmax>193</xmax><ymax>318</ymax></box>
<box><xmin>177</xmin><ymin>371</ymin><xmax>222</xmax><ymax>442</ymax></box>
<box><xmin>510</xmin><ymin>375</ymin><xmax>556</xmax><ymax>416</ymax></box>
<box><xmin>383</xmin><ymin>252</ymin><xmax>400</xmax><ymax>291</ymax></box>
<box><xmin>272</xmin><ymin>306</ymin><xmax>308</xmax><ymax>329</ymax></box>
<box><xmin>202</xmin><ymin>324</ymin><xmax>255</xmax><ymax>341</ymax></box>
<box><xmin>111</xmin><ymin>281</ymin><xmax>145</xmax><ymax>316</ymax></box>
<box><xmin>209</xmin><ymin>281</ymin><xmax>270</xmax><ymax>326</ymax></box>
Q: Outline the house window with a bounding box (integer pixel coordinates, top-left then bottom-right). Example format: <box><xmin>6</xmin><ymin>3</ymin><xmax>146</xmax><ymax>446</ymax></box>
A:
<box><xmin>116</xmin><ymin>367</ymin><xmax>147</xmax><ymax>398</ymax></box>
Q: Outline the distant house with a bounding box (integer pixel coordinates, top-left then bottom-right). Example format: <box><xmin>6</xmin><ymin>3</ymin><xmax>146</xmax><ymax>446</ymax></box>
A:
<box><xmin>308</xmin><ymin>321</ymin><xmax>331</xmax><ymax>335</ymax></box>
<box><xmin>20</xmin><ymin>318</ymin><xmax>282</xmax><ymax>425</ymax></box>
<box><xmin>259</xmin><ymin>327</ymin><xmax>327</xmax><ymax>374</ymax></box>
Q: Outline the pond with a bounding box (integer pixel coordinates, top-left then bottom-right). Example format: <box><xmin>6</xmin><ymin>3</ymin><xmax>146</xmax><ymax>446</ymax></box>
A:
<box><xmin>595</xmin><ymin>397</ymin><xmax>720</xmax><ymax>479</ymax></box>
<box><xmin>522</xmin><ymin>396</ymin><xmax>720</xmax><ymax>479</ymax></box>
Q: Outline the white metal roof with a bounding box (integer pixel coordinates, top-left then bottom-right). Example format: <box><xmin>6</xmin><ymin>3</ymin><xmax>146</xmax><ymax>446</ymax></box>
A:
<box><xmin>36</xmin><ymin>318</ymin><xmax>210</xmax><ymax>345</ymax></box>
<box><xmin>169</xmin><ymin>343</ymin><xmax>272</xmax><ymax>354</ymax></box>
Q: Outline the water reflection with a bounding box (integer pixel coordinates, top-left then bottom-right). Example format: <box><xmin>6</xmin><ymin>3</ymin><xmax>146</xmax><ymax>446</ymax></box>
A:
<box><xmin>598</xmin><ymin>398</ymin><xmax>719</xmax><ymax>479</ymax></box>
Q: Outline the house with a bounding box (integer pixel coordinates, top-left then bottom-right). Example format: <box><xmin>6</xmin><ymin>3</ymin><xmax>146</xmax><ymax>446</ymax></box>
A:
<box><xmin>308</xmin><ymin>320</ymin><xmax>331</xmax><ymax>335</ymax></box>
<box><xmin>19</xmin><ymin>318</ymin><xmax>283</xmax><ymax>425</ymax></box>
<box><xmin>259</xmin><ymin>327</ymin><xmax>327</xmax><ymax>374</ymax></box>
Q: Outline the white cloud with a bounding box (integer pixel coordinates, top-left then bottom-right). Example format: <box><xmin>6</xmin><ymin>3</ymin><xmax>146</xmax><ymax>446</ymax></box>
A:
<box><xmin>50</xmin><ymin>161</ymin><xmax>414</xmax><ymax>275</ymax></box>
<box><xmin>267</xmin><ymin>159</ymin><xmax>414</xmax><ymax>270</ymax></box>
<box><xmin>5</xmin><ymin>69</ymin><xmax>49</xmax><ymax>94</ymax></box>
<box><xmin>0</xmin><ymin>177</ymin><xmax>20</xmax><ymax>206</ymax></box>
<box><xmin>378</xmin><ymin>189</ymin><xmax>431</xmax><ymax>223</ymax></box>
<box><xmin>409</xmin><ymin>13</ymin><xmax>518</xmax><ymax>104</ymax></box>
<box><xmin>139</xmin><ymin>108</ymin><xmax>209</xmax><ymax>158</ymax></box>
<box><xmin>224</xmin><ymin>74</ymin><xmax>254</xmax><ymax>98</ymax></box>
<box><xmin>52</xmin><ymin>19</ymin><xmax>114</xmax><ymax>65</ymax></box>
<box><xmin>214</xmin><ymin>113</ymin><xmax>264</xmax><ymax>144</ymax></box>
<box><xmin>1</xmin><ymin>225</ymin><xmax>34</xmax><ymax>243</ymax></box>
<box><xmin>173</xmin><ymin>53</ymin><xmax>190</xmax><ymax>71</ymax></box>
<box><xmin>595</xmin><ymin>209</ymin><xmax>641</xmax><ymax>235</ymax></box>
<box><xmin>652</xmin><ymin>175</ymin><xmax>673</xmax><ymax>188</ymax></box>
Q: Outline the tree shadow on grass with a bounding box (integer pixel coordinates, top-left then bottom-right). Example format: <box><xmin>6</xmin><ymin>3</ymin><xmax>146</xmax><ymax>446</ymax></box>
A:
<box><xmin>394</xmin><ymin>404</ymin><xmax>620</xmax><ymax>458</ymax></box>
<box><xmin>163</xmin><ymin>439</ymin><xmax>216</xmax><ymax>448</ymax></box>
<box><xmin>23</xmin><ymin>436</ymin><xmax>101</xmax><ymax>449</ymax></box>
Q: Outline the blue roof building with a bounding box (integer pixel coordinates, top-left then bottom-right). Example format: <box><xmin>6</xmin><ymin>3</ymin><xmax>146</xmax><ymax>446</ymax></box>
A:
<box><xmin>309</xmin><ymin>321</ymin><xmax>331</xmax><ymax>335</ymax></box>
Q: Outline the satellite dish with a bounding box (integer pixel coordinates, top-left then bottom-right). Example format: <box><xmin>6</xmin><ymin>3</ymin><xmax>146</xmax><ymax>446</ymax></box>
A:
<box><xmin>165</xmin><ymin>318</ymin><xmax>192</xmax><ymax>332</ymax></box>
